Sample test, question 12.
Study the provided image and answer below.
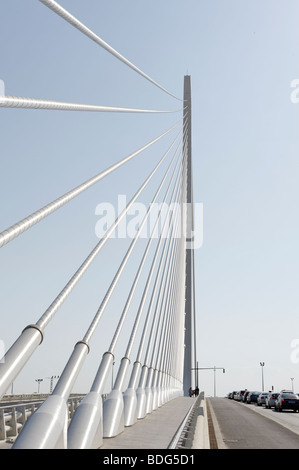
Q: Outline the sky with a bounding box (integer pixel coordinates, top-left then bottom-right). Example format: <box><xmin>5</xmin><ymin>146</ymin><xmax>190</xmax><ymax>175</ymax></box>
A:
<box><xmin>1</xmin><ymin>0</ymin><xmax>299</xmax><ymax>398</ymax></box>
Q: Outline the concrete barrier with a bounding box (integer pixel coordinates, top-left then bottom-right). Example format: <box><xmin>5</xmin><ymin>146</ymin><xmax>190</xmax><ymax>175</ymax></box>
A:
<box><xmin>191</xmin><ymin>396</ymin><xmax>210</xmax><ymax>449</ymax></box>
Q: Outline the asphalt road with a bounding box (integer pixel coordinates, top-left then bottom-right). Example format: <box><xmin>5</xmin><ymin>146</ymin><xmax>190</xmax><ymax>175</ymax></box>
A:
<box><xmin>208</xmin><ymin>397</ymin><xmax>299</xmax><ymax>449</ymax></box>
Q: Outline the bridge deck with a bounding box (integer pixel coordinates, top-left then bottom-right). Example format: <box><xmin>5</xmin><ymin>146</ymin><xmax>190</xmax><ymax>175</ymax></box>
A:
<box><xmin>0</xmin><ymin>396</ymin><xmax>196</xmax><ymax>449</ymax></box>
<box><xmin>100</xmin><ymin>396</ymin><xmax>195</xmax><ymax>449</ymax></box>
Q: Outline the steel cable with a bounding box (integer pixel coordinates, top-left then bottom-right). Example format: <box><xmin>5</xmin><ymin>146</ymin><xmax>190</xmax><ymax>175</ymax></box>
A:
<box><xmin>38</xmin><ymin>0</ymin><xmax>182</xmax><ymax>101</ymax></box>
<box><xmin>51</xmin><ymin>128</ymin><xmax>183</xmax><ymax>400</ymax></box>
<box><xmin>0</xmin><ymin>121</ymin><xmax>181</xmax><ymax>249</ymax></box>
<box><xmin>0</xmin><ymin>95</ymin><xmax>181</xmax><ymax>114</ymax></box>
<box><xmin>83</xmin><ymin>130</ymin><xmax>183</xmax><ymax>345</ymax></box>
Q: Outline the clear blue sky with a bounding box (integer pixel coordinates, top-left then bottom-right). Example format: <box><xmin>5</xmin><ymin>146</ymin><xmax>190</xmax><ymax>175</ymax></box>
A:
<box><xmin>1</xmin><ymin>0</ymin><xmax>299</xmax><ymax>397</ymax></box>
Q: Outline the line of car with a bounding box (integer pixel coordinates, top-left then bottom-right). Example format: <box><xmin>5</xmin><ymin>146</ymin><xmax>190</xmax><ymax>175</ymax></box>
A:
<box><xmin>227</xmin><ymin>390</ymin><xmax>299</xmax><ymax>412</ymax></box>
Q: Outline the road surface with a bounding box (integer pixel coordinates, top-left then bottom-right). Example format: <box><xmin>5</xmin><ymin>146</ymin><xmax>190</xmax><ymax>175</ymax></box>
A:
<box><xmin>208</xmin><ymin>397</ymin><xmax>299</xmax><ymax>449</ymax></box>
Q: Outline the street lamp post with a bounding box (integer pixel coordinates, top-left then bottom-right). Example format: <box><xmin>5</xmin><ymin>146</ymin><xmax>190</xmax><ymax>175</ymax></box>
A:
<box><xmin>260</xmin><ymin>362</ymin><xmax>265</xmax><ymax>391</ymax></box>
<box><xmin>35</xmin><ymin>378</ymin><xmax>43</xmax><ymax>394</ymax></box>
<box><xmin>291</xmin><ymin>378</ymin><xmax>294</xmax><ymax>393</ymax></box>
<box><xmin>46</xmin><ymin>375</ymin><xmax>60</xmax><ymax>393</ymax></box>
<box><xmin>213</xmin><ymin>366</ymin><xmax>216</xmax><ymax>398</ymax></box>
<box><xmin>191</xmin><ymin>366</ymin><xmax>225</xmax><ymax>397</ymax></box>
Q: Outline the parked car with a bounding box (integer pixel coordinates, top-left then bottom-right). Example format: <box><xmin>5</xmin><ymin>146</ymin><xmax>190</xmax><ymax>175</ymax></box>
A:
<box><xmin>275</xmin><ymin>393</ymin><xmax>299</xmax><ymax>412</ymax></box>
<box><xmin>265</xmin><ymin>392</ymin><xmax>280</xmax><ymax>409</ymax></box>
<box><xmin>257</xmin><ymin>392</ymin><xmax>269</xmax><ymax>406</ymax></box>
<box><xmin>234</xmin><ymin>390</ymin><xmax>246</xmax><ymax>401</ymax></box>
<box><xmin>247</xmin><ymin>391</ymin><xmax>261</xmax><ymax>404</ymax></box>
<box><xmin>228</xmin><ymin>391</ymin><xmax>237</xmax><ymax>399</ymax></box>
<box><xmin>242</xmin><ymin>390</ymin><xmax>250</xmax><ymax>403</ymax></box>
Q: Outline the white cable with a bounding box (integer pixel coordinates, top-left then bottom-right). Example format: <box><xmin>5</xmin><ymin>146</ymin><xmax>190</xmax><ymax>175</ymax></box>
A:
<box><xmin>83</xmin><ymin>130</ymin><xmax>182</xmax><ymax>345</ymax></box>
<box><xmin>38</xmin><ymin>0</ymin><xmax>182</xmax><ymax>101</ymax></box>
<box><xmin>36</xmin><ymin>127</ymin><xmax>181</xmax><ymax>331</ymax></box>
<box><xmin>0</xmin><ymin>121</ymin><xmax>181</xmax><ymax>249</ymax></box>
<box><xmin>0</xmin><ymin>95</ymin><xmax>181</xmax><ymax>114</ymax></box>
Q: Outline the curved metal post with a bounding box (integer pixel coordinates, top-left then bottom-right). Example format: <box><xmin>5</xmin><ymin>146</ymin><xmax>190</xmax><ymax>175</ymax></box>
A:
<box><xmin>123</xmin><ymin>361</ymin><xmax>141</xmax><ymax>426</ymax></box>
<box><xmin>67</xmin><ymin>391</ymin><xmax>103</xmax><ymax>449</ymax></box>
<box><xmin>151</xmin><ymin>369</ymin><xmax>160</xmax><ymax>411</ymax></box>
<box><xmin>67</xmin><ymin>351</ymin><xmax>114</xmax><ymax>449</ymax></box>
<box><xmin>103</xmin><ymin>356</ymin><xmax>131</xmax><ymax>437</ymax></box>
<box><xmin>0</xmin><ymin>326</ymin><xmax>43</xmax><ymax>400</ymax></box>
<box><xmin>144</xmin><ymin>367</ymin><xmax>155</xmax><ymax>414</ymax></box>
<box><xmin>161</xmin><ymin>372</ymin><xmax>168</xmax><ymax>405</ymax></box>
<box><xmin>13</xmin><ymin>341</ymin><xmax>88</xmax><ymax>449</ymax></box>
<box><xmin>157</xmin><ymin>370</ymin><xmax>164</xmax><ymax>407</ymax></box>
<box><xmin>13</xmin><ymin>394</ymin><xmax>68</xmax><ymax>449</ymax></box>
<box><xmin>136</xmin><ymin>365</ymin><xmax>149</xmax><ymax>419</ymax></box>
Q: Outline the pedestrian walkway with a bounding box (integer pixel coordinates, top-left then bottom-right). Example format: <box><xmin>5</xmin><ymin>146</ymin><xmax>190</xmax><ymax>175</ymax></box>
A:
<box><xmin>0</xmin><ymin>396</ymin><xmax>200</xmax><ymax>449</ymax></box>
<box><xmin>101</xmin><ymin>396</ymin><xmax>196</xmax><ymax>449</ymax></box>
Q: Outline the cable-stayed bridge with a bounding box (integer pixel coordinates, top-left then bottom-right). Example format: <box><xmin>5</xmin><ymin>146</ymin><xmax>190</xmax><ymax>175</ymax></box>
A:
<box><xmin>0</xmin><ymin>0</ymin><xmax>198</xmax><ymax>449</ymax></box>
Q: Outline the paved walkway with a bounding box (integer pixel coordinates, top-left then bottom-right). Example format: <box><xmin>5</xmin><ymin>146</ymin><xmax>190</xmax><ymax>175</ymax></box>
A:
<box><xmin>0</xmin><ymin>396</ymin><xmax>198</xmax><ymax>449</ymax></box>
<box><xmin>100</xmin><ymin>396</ymin><xmax>196</xmax><ymax>449</ymax></box>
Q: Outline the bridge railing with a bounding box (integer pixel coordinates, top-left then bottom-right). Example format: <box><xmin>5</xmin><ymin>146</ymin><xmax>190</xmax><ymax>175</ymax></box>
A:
<box><xmin>0</xmin><ymin>395</ymin><xmax>90</xmax><ymax>442</ymax></box>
